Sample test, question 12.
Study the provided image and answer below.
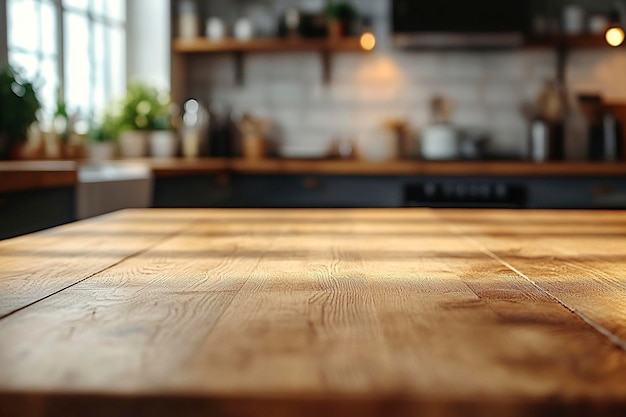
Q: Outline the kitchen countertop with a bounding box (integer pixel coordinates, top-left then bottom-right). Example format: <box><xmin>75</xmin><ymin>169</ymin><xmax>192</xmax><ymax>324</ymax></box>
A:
<box><xmin>3</xmin><ymin>159</ymin><xmax>626</xmax><ymax>194</ymax></box>
<box><xmin>1</xmin><ymin>208</ymin><xmax>626</xmax><ymax>416</ymax></box>
<box><xmin>0</xmin><ymin>160</ymin><xmax>78</xmax><ymax>193</ymax></box>
<box><xmin>150</xmin><ymin>158</ymin><xmax>626</xmax><ymax>177</ymax></box>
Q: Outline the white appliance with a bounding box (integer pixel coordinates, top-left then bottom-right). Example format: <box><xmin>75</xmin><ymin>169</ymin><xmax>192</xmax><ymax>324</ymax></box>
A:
<box><xmin>77</xmin><ymin>162</ymin><xmax>153</xmax><ymax>220</ymax></box>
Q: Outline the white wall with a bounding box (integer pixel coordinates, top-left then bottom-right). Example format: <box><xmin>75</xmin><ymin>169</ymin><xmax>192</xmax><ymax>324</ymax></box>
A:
<box><xmin>126</xmin><ymin>0</ymin><xmax>171</xmax><ymax>90</ymax></box>
<box><xmin>0</xmin><ymin>2</ymin><xmax>8</xmax><ymax>67</ymax></box>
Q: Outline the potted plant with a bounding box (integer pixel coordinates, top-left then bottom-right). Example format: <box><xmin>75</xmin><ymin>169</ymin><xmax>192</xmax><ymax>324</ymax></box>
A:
<box><xmin>43</xmin><ymin>100</ymin><xmax>70</xmax><ymax>159</ymax></box>
<box><xmin>0</xmin><ymin>66</ymin><xmax>41</xmax><ymax>160</ymax></box>
<box><xmin>116</xmin><ymin>83</ymin><xmax>177</xmax><ymax>158</ymax></box>
<box><xmin>324</xmin><ymin>1</ymin><xmax>357</xmax><ymax>39</ymax></box>
<box><xmin>86</xmin><ymin>110</ymin><xmax>119</xmax><ymax>161</ymax></box>
<box><xmin>149</xmin><ymin>98</ymin><xmax>178</xmax><ymax>158</ymax></box>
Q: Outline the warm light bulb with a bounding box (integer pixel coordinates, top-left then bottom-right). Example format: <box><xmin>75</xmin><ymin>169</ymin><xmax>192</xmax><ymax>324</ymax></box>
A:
<box><xmin>606</xmin><ymin>27</ymin><xmax>625</xmax><ymax>47</ymax></box>
<box><xmin>360</xmin><ymin>32</ymin><xmax>376</xmax><ymax>51</ymax></box>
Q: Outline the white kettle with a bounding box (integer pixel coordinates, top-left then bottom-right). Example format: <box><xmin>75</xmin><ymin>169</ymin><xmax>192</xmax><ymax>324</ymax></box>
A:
<box><xmin>421</xmin><ymin>97</ymin><xmax>459</xmax><ymax>160</ymax></box>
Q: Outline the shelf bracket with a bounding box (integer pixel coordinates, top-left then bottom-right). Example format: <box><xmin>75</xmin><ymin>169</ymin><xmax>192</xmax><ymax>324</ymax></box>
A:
<box><xmin>321</xmin><ymin>51</ymin><xmax>331</xmax><ymax>85</ymax></box>
<box><xmin>556</xmin><ymin>45</ymin><xmax>568</xmax><ymax>87</ymax></box>
<box><xmin>234</xmin><ymin>52</ymin><xmax>244</xmax><ymax>86</ymax></box>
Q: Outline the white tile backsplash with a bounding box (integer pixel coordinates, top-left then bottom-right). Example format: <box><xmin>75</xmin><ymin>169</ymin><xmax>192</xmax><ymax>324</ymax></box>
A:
<box><xmin>454</xmin><ymin>107</ymin><xmax>488</xmax><ymax>129</ymax></box>
<box><xmin>327</xmin><ymin>84</ymin><xmax>358</xmax><ymax>105</ymax></box>
<box><xmin>186</xmin><ymin>2</ymin><xmax>626</xmax><ymax>159</ymax></box>
<box><xmin>398</xmin><ymin>52</ymin><xmax>443</xmax><ymax>81</ymax></box>
<box><xmin>433</xmin><ymin>81</ymin><xmax>482</xmax><ymax>106</ymax></box>
<box><xmin>267</xmin><ymin>81</ymin><xmax>306</xmax><ymax>104</ymax></box>
<box><xmin>483</xmin><ymin>81</ymin><xmax>524</xmax><ymax>106</ymax></box>
<box><xmin>355</xmin><ymin>83</ymin><xmax>403</xmax><ymax>105</ymax></box>
<box><xmin>525</xmin><ymin>51</ymin><xmax>557</xmax><ymax>80</ymax></box>
<box><xmin>483</xmin><ymin>52</ymin><xmax>526</xmax><ymax>81</ymax></box>
<box><xmin>441</xmin><ymin>52</ymin><xmax>486</xmax><ymax>80</ymax></box>
<box><xmin>244</xmin><ymin>54</ymin><xmax>273</xmax><ymax>82</ymax></box>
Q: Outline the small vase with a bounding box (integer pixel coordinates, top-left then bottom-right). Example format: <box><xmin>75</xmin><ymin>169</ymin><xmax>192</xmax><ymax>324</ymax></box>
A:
<box><xmin>149</xmin><ymin>131</ymin><xmax>178</xmax><ymax>158</ymax></box>
<box><xmin>119</xmin><ymin>131</ymin><xmax>149</xmax><ymax>158</ymax></box>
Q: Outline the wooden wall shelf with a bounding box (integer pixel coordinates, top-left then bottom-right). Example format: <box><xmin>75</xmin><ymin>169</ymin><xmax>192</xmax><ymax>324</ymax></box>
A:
<box><xmin>172</xmin><ymin>37</ymin><xmax>366</xmax><ymax>54</ymax></box>
<box><xmin>171</xmin><ymin>37</ymin><xmax>369</xmax><ymax>86</ymax></box>
<box><xmin>521</xmin><ymin>33</ymin><xmax>619</xmax><ymax>93</ymax></box>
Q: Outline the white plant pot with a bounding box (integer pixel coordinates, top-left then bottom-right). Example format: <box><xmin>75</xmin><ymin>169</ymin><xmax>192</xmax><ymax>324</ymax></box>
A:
<box><xmin>87</xmin><ymin>142</ymin><xmax>115</xmax><ymax>161</ymax></box>
<box><xmin>119</xmin><ymin>131</ymin><xmax>148</xmax><ymax>158</ymax></box>
<box><xmin>149</xmin><ymin>131</ymin><xmax>178</xmax><ymax>158</ymax></box>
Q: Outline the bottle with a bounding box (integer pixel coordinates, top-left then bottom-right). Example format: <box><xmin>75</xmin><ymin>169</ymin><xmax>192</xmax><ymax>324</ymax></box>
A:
<box><xmin>182</xmin><ymin>99</ymin><xmax>207</xmax><ymax>158</ymax></box>
<box><xmin>208</xmin><ymin>102</ymin><xmax>233</xmax><ymax>157</ymax></box>
<box><xmin>536</xmin><ymin>80</ymin><xmax>566</xmax><ymax>160</ymax></box>
<box><xmin>529</xmin><ymin>117</ymin><xmax>550</xmax><ymax>162</ymax></box>
<box><xmin>588</xmin><ymin>111</ymin><xmax>624</xmax><ymax>161</ymax></box>
<box><xmin>178</xmin><ymin>0</ymin><xmax>199</xmax><ymax>40</ymax></box>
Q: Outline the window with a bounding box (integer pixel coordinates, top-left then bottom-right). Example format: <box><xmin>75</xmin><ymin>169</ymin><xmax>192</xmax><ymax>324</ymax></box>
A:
<box><xmin>7</xmin><ymin>0</ymin><xmax>126</xmax><ymax>123</ymax></box>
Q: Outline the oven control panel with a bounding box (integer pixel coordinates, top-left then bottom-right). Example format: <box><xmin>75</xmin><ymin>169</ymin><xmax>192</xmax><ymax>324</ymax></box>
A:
<box><xmin>404</xmin><ymin>182</ymin><xmax>527</xmax><ymax>208</ymax></box>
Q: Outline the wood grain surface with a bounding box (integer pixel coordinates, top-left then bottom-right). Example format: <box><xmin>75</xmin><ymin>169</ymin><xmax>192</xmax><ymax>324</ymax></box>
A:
<box><xmin>1</xmin><ymin>208</ymin><xmax>626</xmax><ymax>417</ymax></box>
<box><xmin>0</xmin><ymin>210</ymin><xmax>213</xmax><ymax>318</ymax></box>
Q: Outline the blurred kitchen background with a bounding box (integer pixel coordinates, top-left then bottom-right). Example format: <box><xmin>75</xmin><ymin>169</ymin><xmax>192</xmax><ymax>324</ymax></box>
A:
<box><xmin>174</xmin><ymin>0</ymin><xmax>626</xmax><ymax>161</ymax></box>
<box><xmin>2</xmin><ymin>0</ymin><xmax>626</xmax><ymax>160</ymax></box>
<box><xmin>2</xmin><ymin>0</ymin><xmax>626</xmax><ymax>239</ymax></box>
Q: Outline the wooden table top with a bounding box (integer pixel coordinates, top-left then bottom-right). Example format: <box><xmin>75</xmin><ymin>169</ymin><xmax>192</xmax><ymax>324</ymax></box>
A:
<box><xmin>1</xmin><ymin>208</ymin><xmax>626</xmax><ymax>417</ymax></box>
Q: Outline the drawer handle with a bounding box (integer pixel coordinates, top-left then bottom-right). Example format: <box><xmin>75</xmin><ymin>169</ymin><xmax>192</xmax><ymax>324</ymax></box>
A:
<box><xmin>302</xmin><ymin>177</ymin><xmax>321</xmax><ymax>190</ymax></box>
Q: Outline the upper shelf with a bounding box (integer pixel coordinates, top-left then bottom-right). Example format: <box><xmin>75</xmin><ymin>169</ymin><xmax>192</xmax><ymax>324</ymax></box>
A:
<box><xmin>173</xmin><ymin>34</ymin><xmax>618</xmax><ymax>54</ymax></box>
<box><xmin>171</xmin><ymin>34</ymin><xmax>614</xmax><ymax>86</ymax></box>
<box><xmin>172</xmin><ymin>37</ymin><xmax>370</xmax><ymax>85</ymax></box>
<box><xmin>172</xmin><ymin>37</ymin><xmax>367</xmax><ymax>54</ymax></box>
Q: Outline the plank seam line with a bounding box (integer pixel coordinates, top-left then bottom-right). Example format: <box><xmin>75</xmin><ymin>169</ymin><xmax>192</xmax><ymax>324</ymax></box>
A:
<box><xmin>0</xmin><ymin>219</ymin><xmax>206</xmax><ymax>322</ymax></box>
<box><xmin>444</xmin><ymin>222</ymin><xmax>626</xmax><ymax>352</ymax></box>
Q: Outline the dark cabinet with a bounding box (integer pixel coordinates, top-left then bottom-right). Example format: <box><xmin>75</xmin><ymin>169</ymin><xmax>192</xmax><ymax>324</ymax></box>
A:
<box><xmin>0</xmin><ymin>187</ymin><xmax>75</xmax><ymax>240</ymax></box>
<box><xmin>153</xmin><ymin>173</ymin><xmax>626</xmax><ymax>210</ymax></box>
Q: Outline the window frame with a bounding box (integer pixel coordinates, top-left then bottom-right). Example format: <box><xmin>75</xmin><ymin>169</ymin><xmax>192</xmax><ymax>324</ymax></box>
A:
<box><xmin>4</xmin><ymin>0</ymin><xmax>126</xmax><ymax>120</ymax></box>
<box><xmin>0</xmin><ymin>3</ymin><xmax>9</xmax><ymax>67</ymax></box>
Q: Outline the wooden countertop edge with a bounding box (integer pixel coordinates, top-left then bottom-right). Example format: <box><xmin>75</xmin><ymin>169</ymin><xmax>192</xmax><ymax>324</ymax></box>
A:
<box><xmin>0</xmin><ymin>161</ymin><xmax>79</xmax><ymax>193</ymax></box>
<box><xmin>149</xmin><ymin>158</ymin><xmax>626</xmax><ymax>176</ymax></box>
<box><xmin>2</xmin><ymin>391</ymin><xmax>626</xmax><ymax>417</ymax></box>
<box><xmin>2</xmin><ymin>159</ymin><xmax>626</xmax><ymax>193</ymax></box>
